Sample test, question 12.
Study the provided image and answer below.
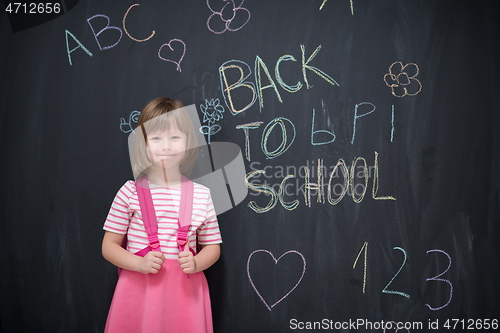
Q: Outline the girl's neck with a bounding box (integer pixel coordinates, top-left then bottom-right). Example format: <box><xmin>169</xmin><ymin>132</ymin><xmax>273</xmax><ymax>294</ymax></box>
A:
<box><xmin>147</xmin><ymin>168</ymin><xmax>182</xmax><ymax>188</ymax></box>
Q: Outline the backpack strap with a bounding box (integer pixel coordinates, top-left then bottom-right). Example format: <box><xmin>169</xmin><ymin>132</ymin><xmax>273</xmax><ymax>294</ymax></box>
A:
<box><xmin>134</xmin><ymin>177</ymin><xmax>161</xmax><ymax>256</ymax></box>
<box><xmin>134</xmin><ymin>176</ymin><xmax>194</xmax><ymax>257</ymax></box>
<box><xmin>118</xmin><ymin>177</ymin><xmax>194</xmax><ymax>276</ymax></box>
<box><xmin>176</xmin><ymin>175</ymin><xmax>194</xmax><ymax>254</ymax></box>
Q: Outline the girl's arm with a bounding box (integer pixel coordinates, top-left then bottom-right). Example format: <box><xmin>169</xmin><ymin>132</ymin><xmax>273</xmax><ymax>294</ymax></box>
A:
<box><xmin>102</xmin><ymin>231</ymin><xmax>165</xmax><ymax>274</ymax></box>
<box><xmin>178</xmin><ymin>244</ymin><xmax>220</xmax><ymax>274</ymax></box>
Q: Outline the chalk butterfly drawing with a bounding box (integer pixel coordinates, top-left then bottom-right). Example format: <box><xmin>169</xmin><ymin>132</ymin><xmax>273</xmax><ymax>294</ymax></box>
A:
<box><xmin>384</xmin><ymin>61</ymin><xmax>422</xmax><ymax>97</ymax></box>
<box><xmin>206</xmin><ymin>0</ymin><xmax>251</xmax><ymax>34</ymax></box>
<box><xmin>247</xmin><ymin>249</ymin><xmax>306</xmax><ymax>311</ymax></box>
<box><xmin>120</xmin><ymin>110</ymin><xmax>141</xmax><ymax>133</ymax></box>
<box><xmin>200</xmin><ymin>98</ymin><xmax>225</xmax><ymax>144</ymax></box>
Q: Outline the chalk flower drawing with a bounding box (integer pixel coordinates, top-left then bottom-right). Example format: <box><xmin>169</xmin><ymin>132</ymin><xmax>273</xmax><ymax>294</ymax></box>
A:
<box><xmin>384</xmin><ymin>61</ymin><xmax>422</xmax><ymax>97</ymax></box>
<box><xmin>120</xmin><ymin>110</ymin><xmax>141</xmax><ymax>133</ymax></box>
<box><xmin>206</xmin><ymin>0</ymin><xmax>251</xmax><ymax>34</ymax></box>
<box><xmin>200</xmin><ymin>98</ymin><xmax>225</xmax><ymax>143</ymax></box>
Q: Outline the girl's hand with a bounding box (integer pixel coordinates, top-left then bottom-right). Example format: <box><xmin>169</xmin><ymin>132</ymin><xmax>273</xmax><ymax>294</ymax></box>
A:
<box><xmin>178</xmin><ymin>248</ymin><xmax>196</xmax><ymax>274</ymax></box>
<box><xmin>138</xmin><ymin>251</ymin><xmax>165</xmax><ymax>274</ymax></box>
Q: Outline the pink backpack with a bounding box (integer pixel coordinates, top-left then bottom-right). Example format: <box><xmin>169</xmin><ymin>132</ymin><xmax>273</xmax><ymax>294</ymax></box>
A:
<box><xmin>120</xmin><ymin>176</ymin><xmax>194</xmax><ymax>264</ymax></box>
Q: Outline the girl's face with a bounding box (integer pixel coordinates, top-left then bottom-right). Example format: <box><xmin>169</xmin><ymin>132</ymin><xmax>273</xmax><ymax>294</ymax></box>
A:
<box><xmin>146</xmin><ymin>126</ymin><xmax>187</xmax><ymax>171</ymax></box>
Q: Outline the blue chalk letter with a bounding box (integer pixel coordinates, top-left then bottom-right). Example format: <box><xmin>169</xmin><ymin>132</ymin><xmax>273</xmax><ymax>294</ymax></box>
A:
<box><xmin>311</xmin><ymin>108</ymin><xmax>335</xmax><ymax>145</ymax></box>
<box><xmin>65</xmin><ymin>30</ymin><xmax>93</xmax><ymax>66</ymax></box>
<box><xmin>351</xmin><ymin>102</ymin><xmax>376</xmax><ymax>144</ymax></box>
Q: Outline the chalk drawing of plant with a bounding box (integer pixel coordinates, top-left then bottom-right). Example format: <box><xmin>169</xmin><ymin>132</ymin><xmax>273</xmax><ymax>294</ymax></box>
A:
<box><xmin>384</xmin><ymin>61</ymin><xmax>422</xmax><ymax>97</ymax></box>
<box><xmin>200</xmin><ymin>98</ymin><xmax>225</xmax><ymax>143</ymax></box>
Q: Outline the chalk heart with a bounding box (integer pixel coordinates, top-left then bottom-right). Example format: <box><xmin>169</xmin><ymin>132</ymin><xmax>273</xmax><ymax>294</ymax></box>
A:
<box><xmin>247</xmin><ymin>249</ymin><xmax>306</xmax><ymax>311</ymax></box>
<box><xmin>158</xmin><ymin>39</ymin><xmax>186</xmax><ymax>72</ymax></box>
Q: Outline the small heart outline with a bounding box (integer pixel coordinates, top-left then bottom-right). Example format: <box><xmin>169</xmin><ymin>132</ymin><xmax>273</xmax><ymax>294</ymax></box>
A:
<box><xmin>247</xmin><ymin>249</ymin><xmax>306</xmax><ymax>311</ymax></box>
<box><xmin>158</xmin><ymin>39</ymin><xmax>186</xmax><ymax>72</ymax></box>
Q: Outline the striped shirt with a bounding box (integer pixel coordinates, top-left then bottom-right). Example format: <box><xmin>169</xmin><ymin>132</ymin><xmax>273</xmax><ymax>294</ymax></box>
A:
<box><xmin>104</xmin><ymin>180</ymin><xmax>221</xmax><ymax>260</ymax></box>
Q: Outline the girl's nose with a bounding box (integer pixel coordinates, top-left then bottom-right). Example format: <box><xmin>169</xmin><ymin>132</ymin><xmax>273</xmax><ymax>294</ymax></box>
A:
<box><xmin>162</xmin><ymin>138</ymin><xmax>171</xmax><ymax>150</ymax></box>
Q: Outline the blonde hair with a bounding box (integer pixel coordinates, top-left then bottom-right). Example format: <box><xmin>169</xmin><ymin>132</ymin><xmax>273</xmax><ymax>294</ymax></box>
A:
<box><xmin>130</xmin><ymin>98</ymin><xmax>198</xmax><ymax>178</ymax></box>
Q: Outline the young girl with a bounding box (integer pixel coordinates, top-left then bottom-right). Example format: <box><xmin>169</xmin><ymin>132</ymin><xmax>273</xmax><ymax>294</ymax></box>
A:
<box><xmin>102</xmin><ymin>98</ymin><xmax>221</xmax><ymax>333</ymax></box>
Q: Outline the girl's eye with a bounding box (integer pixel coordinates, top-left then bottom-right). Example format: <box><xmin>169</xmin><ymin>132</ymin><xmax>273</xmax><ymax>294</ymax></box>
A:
<box><xmin>150</xmin><ymin>137</ymin><xmax>161</xmax><ymax>141</ymax></box>
<box><xmin>171</xmin><ymin>136</ymin><xmax>181</xmax><ymax>140</ymax></box>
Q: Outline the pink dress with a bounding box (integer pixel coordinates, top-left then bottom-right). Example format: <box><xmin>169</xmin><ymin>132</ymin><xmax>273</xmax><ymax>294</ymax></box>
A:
<box><xmin>103</xmin><ymin>181</ymin><xmax>221</xmax><ymax>333</ymax></box>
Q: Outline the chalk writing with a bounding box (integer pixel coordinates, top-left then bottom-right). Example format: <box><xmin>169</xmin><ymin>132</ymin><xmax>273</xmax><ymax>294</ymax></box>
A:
<box><xmin>219</xmin><ymin>60</ymin><xmax>257</xmax><ymax>115</ymax></box>
<box><xmin>350</xmin><ymin>103</ymin><xmax>396</xmax><ymax>145</ymax></box>
<box><xmin>327</xmin><ymin>159</ymin><xmax>348</xmax><ymax>205</ymax></box>
<box><xmin>278</xmin><ymin>175</ymin><xmax>300</xmax><ymax>210</ymax></box>
<box><xmin>65</xmin><ymin>5</ymin><xmax>186</xmax><ymax>70</ymax></box>
<box><xmin>372</xmin><ymin>151</ymin><xmax>396</xmax><ymax>200</ymax></box>
<box><xmin>247</xmin><ymin>249</ymin><xmax>306</xmax><ymax>311</ymax></box>
<box><xmin>65</xmin><ymin>30</ymin><xmax>93</xmax><ymax>66</ymax></box>
<box><xmin>353</xmin><ymin>241</ymin><xmax>368</xmax><ymax>294</ymax></box>
<box><xmin>311</xmin><ymin>107</ymin><xmax>336</xmax><ymax>146</ymax></box>
<box><xmin>351</xmin><ymin>102</ymin><xmax>375</xmax><ymax>145</ymax></box>
<box><xmin>237</xmin><ymin>100</ymin><xmax>398</xmax><ymax>161</ymax></box>
<box><xmin>304</xmin><ymin>159</ymin><xmax>325</xmax><ymax>207</ymax></box>
<box><xmin>350</xmin><ymin>157</ymin><xmax>368</xmax><ymax>203</ymax></box>
<box><xmin>119</xmin><ymin>110</ymin><xmax>140</xmax><ymax>133</ymax></box>
<box><xmin>425</xmin><ymin>249</ymin><xmax>453</xmax><ymax>310</ymax></box>
<box><xmin>87</xmin><ymin>14</ymin><xmax>123</xmax><ymax>51</ymax></box>
<box><xmin>391</xmin><ymin>104</ymin><xmax>395</xmax><ymax>142</ymax></box>
<box><xmin>246</xmin><ymin>151</ymin><xmax>395</xmax><ymax>213</ymax></box>
<box><xmin>122</xmin><ymin>4</ymin><xmax>155</xmax><ymax>42</ymax></box>
<box><xmin>384</xmin><ymin>62</ymin><xmax>422</xmax><ymax>97</ymax></box>
<box><xmin>200</xmin><ymin>98</ymin><xmax>225</xmax><ymax>143</ymax></box>
<box><xmin>255</xmin><ymin>55</ymin><xmax>283</xmax><ymax>110</ymax></box>
<box><xmin>275</xmin><ymin>55</ymin><xmax>302</xmax><ymax>93</ymax></box>
<box><xmin>350</xmin><ymin>245</ymin><xmax>454</xmax><ymax>310</ymax></box>
<box><xmin>246</xmin><ymin>170</ymin><xmax>278</xmax><ymax>213</ymax></box>
<box><xmin>158</xmin><ymin>39</ymin><xmax>186</xmax><ymax>72</ymax></box>
<box><xmin>219</xmin><ymin>45</ymin><xmax>339</xmax><ymax>114</ymax></box>
<box><xmin>236</xmin><ymin>122</ymin><xmax>263</xmax><ymax>161</ymax></box>
<box><xmin>261</xmin><ymin>117</ymin><xmax>296</xmax><ymax>159</ymax></box>
<box><xmin>345</xmin><ymin>246</ymin><xmax>453</xmax><ymax>310</ymax></box>
<box><xmin>206</xmin><ymin>0</ymin><xmax>251</xmax><ymax>34</ymax></box>
<box><xmin>382</xmin><ymin>247</ymin><xmax>410</xmax><ymax>298</ymax></box>
<box><xmin>301</xmin><ymin>45</ymin><xmax>339</xmax><ymax>89</ymax></box>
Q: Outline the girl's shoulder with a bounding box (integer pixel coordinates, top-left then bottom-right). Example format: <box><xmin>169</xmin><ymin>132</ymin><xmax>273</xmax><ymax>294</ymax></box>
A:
<box><xmin>118</xmin><ymin>179</ymin><xmax>211</xmax><ymax>198</ymax></box>
<box><xmin>192</xmin><ymin>181</ymin><xmax>211</xmax><ymax>196</ymax></box>
<box><xmin>123</xmin><ymin>179</ymin><xmax>137</xmax><ymax>190</ymax></box>
<box><xmin>116</xmin><ymin>180</ymin><xmax>138</xmax><ymax>199</ymax></box>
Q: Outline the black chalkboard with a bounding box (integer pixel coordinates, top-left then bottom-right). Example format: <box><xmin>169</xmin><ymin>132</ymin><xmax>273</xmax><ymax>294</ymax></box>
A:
<box><xmin>1</xmin><ymin>1</ymin><xmax>499</xmax><ymax>332</ymax></box>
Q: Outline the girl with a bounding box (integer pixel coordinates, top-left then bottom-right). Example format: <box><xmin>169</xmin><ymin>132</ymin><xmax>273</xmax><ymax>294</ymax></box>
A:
<box><xmin>102</xmin><ymin>98</ymin><xmax>221</xmax><ymax>333</ymax></box>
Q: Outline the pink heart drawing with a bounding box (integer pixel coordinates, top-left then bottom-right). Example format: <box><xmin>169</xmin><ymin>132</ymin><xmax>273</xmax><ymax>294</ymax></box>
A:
<box><xmin>158</xmin><ymin>39</ymin><xmax>186</xmax><ymax>72</ymax></box>
<box><xmin>247</xmin><ymin>249</ymin><xmax>306</xmax><ymax>311</ymax></box>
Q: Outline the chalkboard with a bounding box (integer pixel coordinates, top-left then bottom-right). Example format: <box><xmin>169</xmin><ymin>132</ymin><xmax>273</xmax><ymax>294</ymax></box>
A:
<box><xmin>1</xmin><ymin>1</ymin><xmax>499</xmax><ymax>332</ymax></box>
